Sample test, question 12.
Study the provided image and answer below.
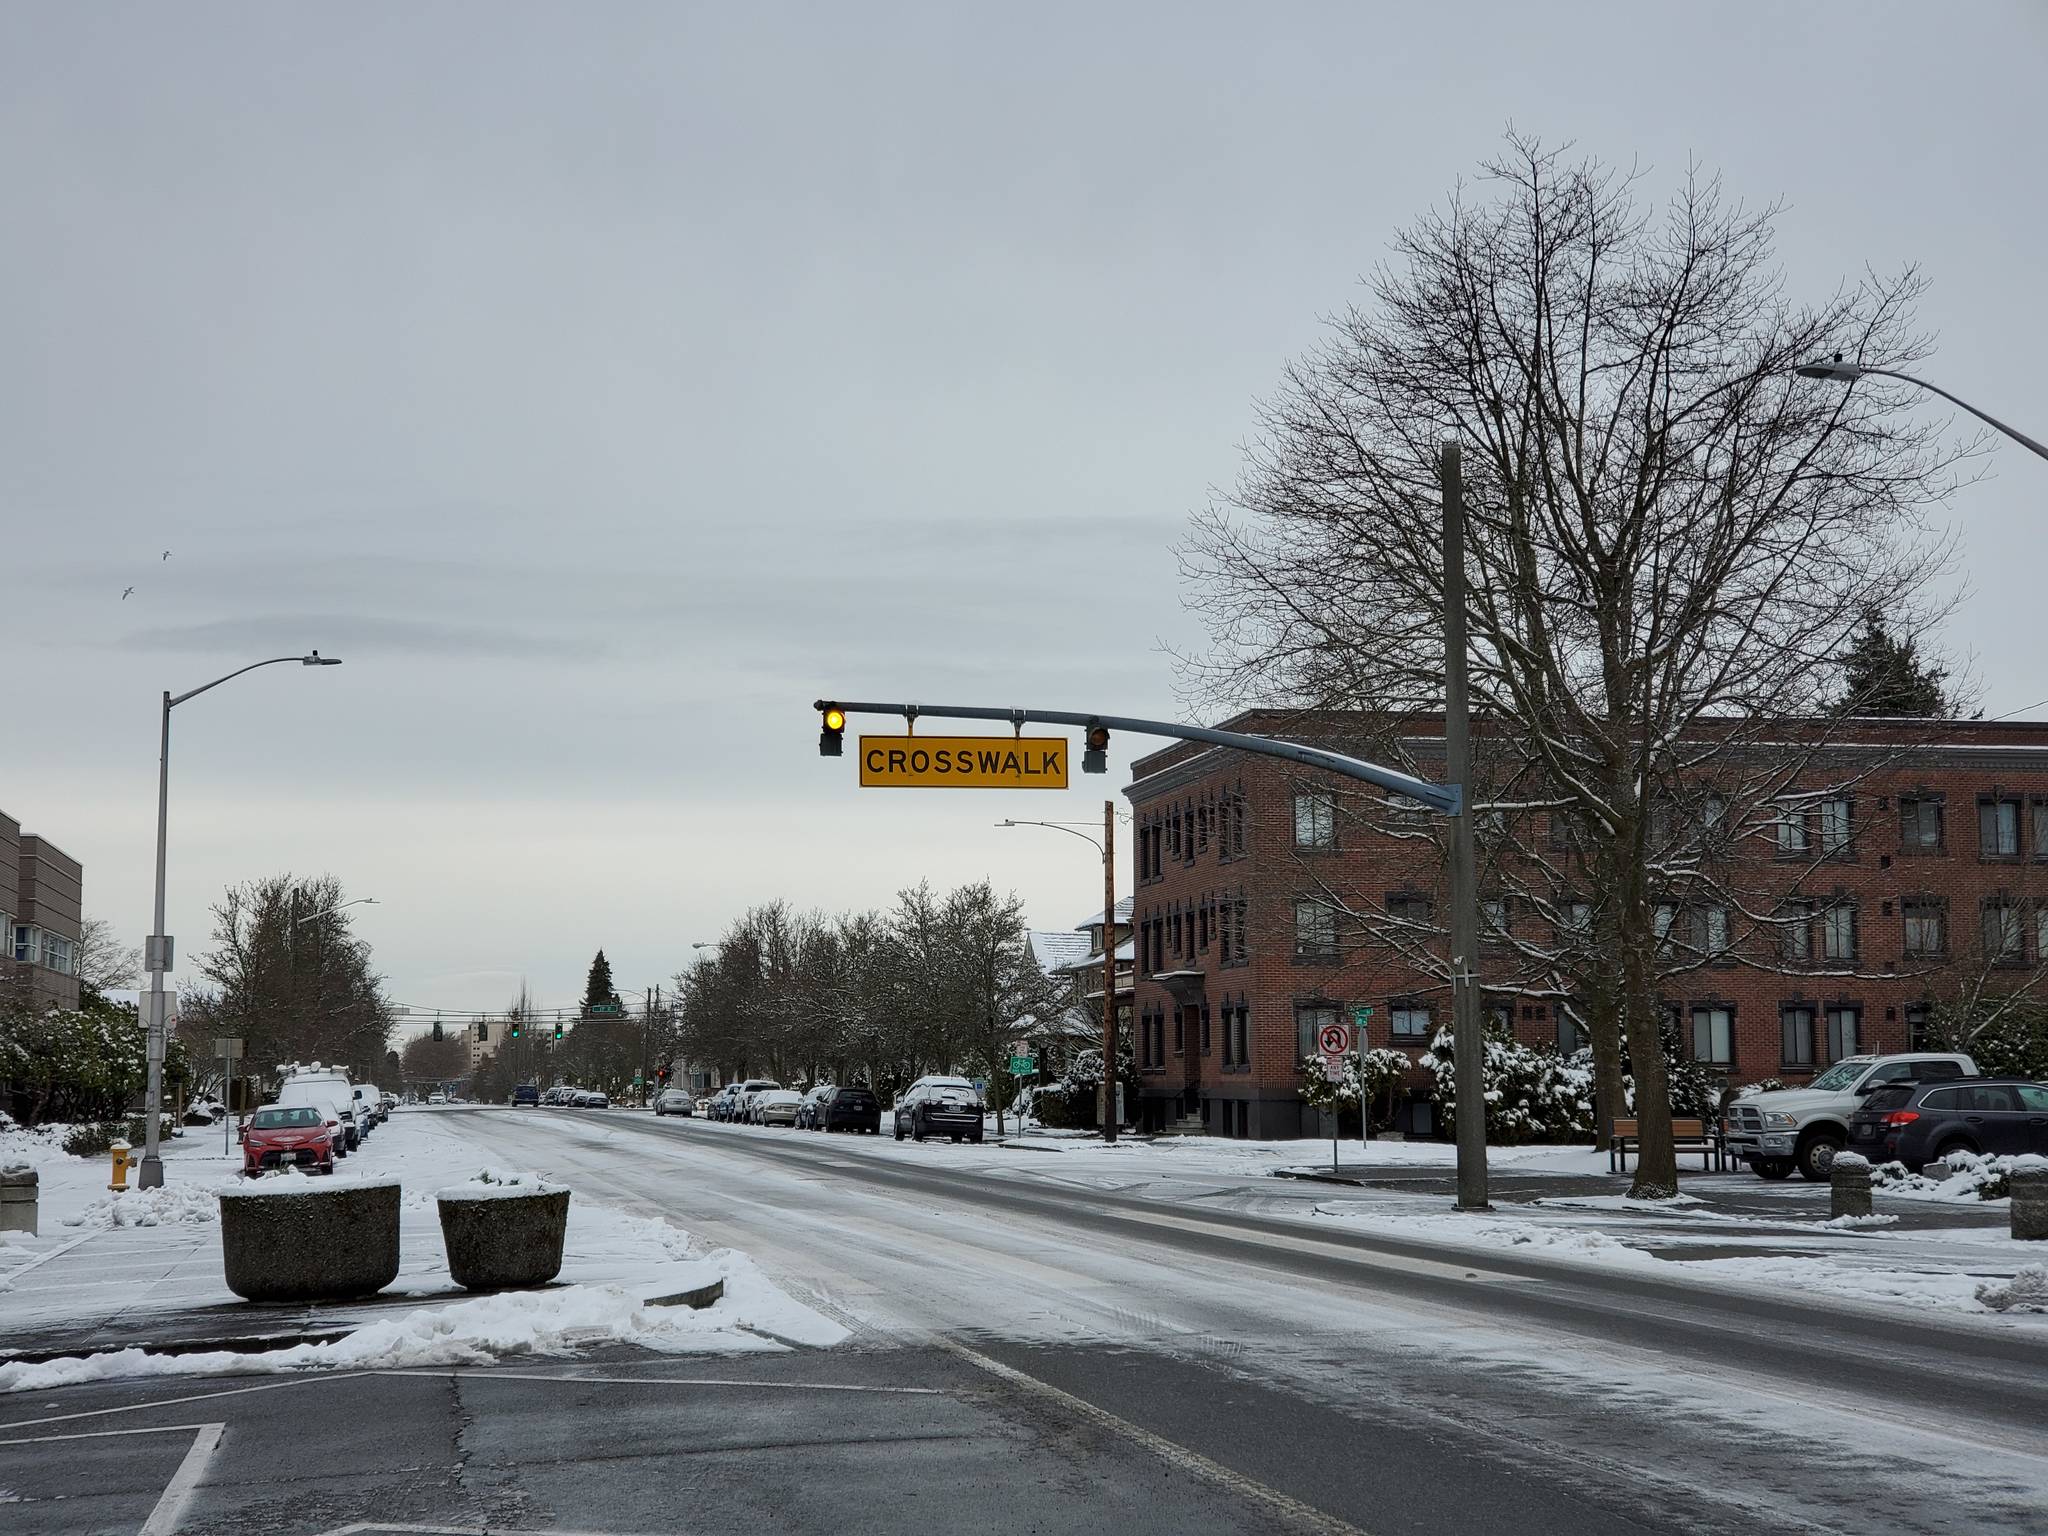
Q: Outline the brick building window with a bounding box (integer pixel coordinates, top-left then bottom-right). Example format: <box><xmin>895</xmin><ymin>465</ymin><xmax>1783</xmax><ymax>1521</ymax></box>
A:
<box><xmin>1197</xmin><ymin>802</ymin><xmax>1211</xmax><ymax>855</ymax></box>
<box><xmin>1696</xmin><ymin>905</ymin><xmax>1731</xmax><ymax>958</ymax></box>
<box><xmin>1690</xmin><ymin>1006</ymin><xmax>1734</xmax><ymax>1067</ymax></box>
<box><xmin>1295</xmin><ymin>1004</ymin><xmax>1336</xmax><ymax>1061</ymax></box>
<box><xmin>1981</xmin><ymin>897</ymin><xmax>2024</xmax><ymax>965</ymax></box>
<box><xmin>1979</xmin><ymin>795</ymin><xmax>2022</xmax><ymax>860</ymax></box>
<box><xmin>1653</xmin><ymin>904</ymin><xmax>1677</xmax><ymax>957</ymax></box>
<box><xmin>1173</xmin><ymin>1008</ymin><xmax>1185</xmax><ymax>1054</ymax></box>
<box><xmin>1560</xmin><ymin>900</ymin><xmax>1592</xmax><ymax>937</ymax></box>
<box><xmin>1390</xmin><ymin>1002</ymin><xmax>1432</xmax><ymax>1042</ymax></box>
<box><xmin>1902</xmin><ymin>897</ymin><xmax>1946</xmax><ymax>958</ymax></box>
<box><xmin>1293</xmin><ymin>899</ymin><xmax>1337</xmax><ymax>962</ymax></box>
<box><xmin>2033</xmin><ymin>799</ymin><xmax>2048</xmax><ymax>862</ymax></box>
<box><xmin>1906</xmin><ymin>1004</ymin><xmax>1933</xmax><ymax>1051</ymax></box>
<box><xmin>1294</xmin><ymin>791</ymin><xmax>1337</xmax><ymax>849</ymax></box>
<box><xmin>1200</xmin><ymin>1005</ymin><xmax>1212</xmax><ymax>1054</ymax></box>
<box><xmin>1899</xmin><ymin>794</ymin><xmax>1944</xmax><ymax>855</ymax></box>
<box><xmin>1231</xmin><ymin>896</ymin><xmax>1248</xmax><ymax>963</ymax></box>
<box><xmin>1481</xmin><ymin>898</ymin><xmax>1509</xmax><ymax>935</ymax></box>
<box><xmin>1776</xmin><ymin>801</ymin><xmax>1810</xmax><ymax>857</ymax></box>
<box><xmin>1233</xmin><ymin>1004</ymin><xmax>1250</xmax><ymax>1066</ymax></box>
<box><xmin>1819</xmin><ymin>796</ymin><xmax>1854</xmax><ymax>858</ymax></box>
<box><xmin>1781</xmin><ymin>1005</ymin><xmax>1816</xmax><ymax>1069</ymax></box>
<box><xmin>1780</xmin><ymin>899</ymin><xmax>1814</xmax><ymax>963</ymax></box>
<box><xmin>1198</xmin><ymin>902</ymin><xmax>1212</xmax><ymax>953</ymax></box>
<box><xmin>1821</xmin><ymin>902</ymin><xmax>1858</xmax><ymax>962</ymax></box>
<box><xmin>1388</xmin><ymin>892</ymin><xmax>1433</xmax><ymax>927</ymax></box>
<box><xmin>1228</xmin><ymin>793</ymin><xmax>1248</xmax><ymax>858</ymax></box>
<box><xmin>1825</xmin><ymin>1005</ymin><xmax>1860</xmax><ymax>1062</ymax></box>
<box><xmin>1555</xmin><ymin>1004</ymin><xmax>1588</xmax><ymax>1052</ymax></box>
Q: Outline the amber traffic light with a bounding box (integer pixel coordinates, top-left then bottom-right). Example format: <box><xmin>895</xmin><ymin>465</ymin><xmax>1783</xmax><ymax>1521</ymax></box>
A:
<box><xmin>820</xmin><ymin>705</ymin><xmax>846</xmax><ymax>757</ymax></box>
<box><xmin>1083</xmin><ymin>721</ymin><xmax>1110</xmax><ymax>775</ymax></box>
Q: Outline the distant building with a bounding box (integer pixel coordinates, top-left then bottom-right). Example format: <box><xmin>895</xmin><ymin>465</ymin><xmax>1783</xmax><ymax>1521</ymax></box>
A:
<box><xmin>1</xmin><ymin>809</ymin><xmax>82</xmax><ymax>1011</ymax></box>
<box><xmin>1025</xmin><ymin>895</ymin><xmax>1135</xmax><ymax>1057</ymax></box>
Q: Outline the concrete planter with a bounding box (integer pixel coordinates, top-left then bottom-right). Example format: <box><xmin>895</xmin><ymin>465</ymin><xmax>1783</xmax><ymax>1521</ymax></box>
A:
<box><xmin>436</xmin><ymin>1184</ymin><xmax>570</xmax><ymax>1291</ymax></box>
<box><xmin>218</xmin><ymin>1179</ymin><xmax>401</xmax><ymax>1303</ymax></box>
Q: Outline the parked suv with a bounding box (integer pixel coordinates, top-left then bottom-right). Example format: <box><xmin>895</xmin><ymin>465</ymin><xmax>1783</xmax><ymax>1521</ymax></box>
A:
<box><xmin>894</xmin><ymin>1076</ymin><xmax>985</xmax><ymax>1144</ymax></box>
<box><xmin>1725</xmin><ymin>1053</ymin><xmax>1977</xmax><ymax>1180</ymax></box>
<box><xmin>1849</xmin><ymin>1078</ymin><xmax>2048</xmax><ymax>1170</ymax></box>
<box><xmin>818</xmin><ymin>1085</ymin><xmax>883</xmax><ymax>1134</ymax></box>
<box><xmin>512</xmin><ymin>1084</ymin><xmax>541</xmax><ymax>1107</ymax></box>
<box><xmin>795</xmin><ymin>1084</ymin><xmax>835</xmax><ymax>1129</ymax></box>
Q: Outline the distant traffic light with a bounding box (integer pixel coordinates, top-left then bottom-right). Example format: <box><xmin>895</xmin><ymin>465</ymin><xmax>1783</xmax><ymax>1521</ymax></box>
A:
<box><xmin>476</xmin><ymin>1022</ymin><xmax>489</xmax><ymax>1042</ymax></box>
<box><xmin>656</xmin><ymin>1065</ymin><xmax>670</xmax><ymax>1084</ymax></box>
<box><xmin>819</xmin><ymin>705</ymin><xmax>845</xmax><ymax>757</ymax></box>
<box><xmin>553</xmin><ymin>1021</ymin><xmax>564</xmax><ymax>1041</ymax></box>
<box><xmin>1083</xmin><ymin>721</ymin><xmax>1110</xmax><ymax>774</ymax></box>
<box><xmin>510</xmin><ymin>1018</ymin><xmax>521</xmax><ymax>1039</ymax></box>
<box><xmin>431</xmin><ymin>1021</ymin><xmax>443</xmax><ymax>1041</ymax></box>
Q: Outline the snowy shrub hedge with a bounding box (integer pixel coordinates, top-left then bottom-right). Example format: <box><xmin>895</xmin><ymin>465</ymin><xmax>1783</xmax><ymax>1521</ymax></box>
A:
<box><xmin>0</xmin><ymin>994</ymin><xmax>189</xmax><ymax>1126</ymax></box>
<box><xmin>1871</xmin><ymin>1150</ymin><xmax>2045</xmax><ymax>1202</ymax></box>
<box><xmin>1418</xmin><ymin>1018</ymin><xmax>1720</xmax><ymax>1144</ymax></box>
<box><xmin>1028</xmin><ymin>1046</ymin><xmax>1139</xmax><ymax>1129</ymax></box>
<box><xmin>1296</xmin><ymin>1049</ymin><xmax>1413</xmax><ymax>1130</ymax></box>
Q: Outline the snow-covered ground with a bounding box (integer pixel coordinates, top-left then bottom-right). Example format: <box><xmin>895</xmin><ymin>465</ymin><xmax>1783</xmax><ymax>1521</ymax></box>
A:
<box><xmin>0</xmin><ymin>1108</ymin><xmax>844</xmax><ymax>1392</ymax></box>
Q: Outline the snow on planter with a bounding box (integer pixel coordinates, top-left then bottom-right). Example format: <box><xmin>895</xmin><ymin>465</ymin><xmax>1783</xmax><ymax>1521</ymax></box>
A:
<box><xmin>217</xmin><ymin>1173</ymin><xmax>402</xmax><ymax>1303</ymax></box>
<box><xmin>435</xmin><ymin>1169</ymin><xmax>571</xmax><ymax>1291</ymax></box>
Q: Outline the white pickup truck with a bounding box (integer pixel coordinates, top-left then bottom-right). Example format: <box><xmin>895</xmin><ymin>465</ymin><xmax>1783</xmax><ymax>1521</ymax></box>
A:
<box><xmin>1725</xmin><ymin>1052</ymin><xmax>1977</xmax><ymax>1180</ymax></box>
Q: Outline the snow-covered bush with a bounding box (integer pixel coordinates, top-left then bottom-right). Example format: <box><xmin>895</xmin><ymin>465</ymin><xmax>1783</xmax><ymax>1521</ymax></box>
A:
<box><xmin>1296</xmin><ymin>1049</ymin><xmax>1413</xmax><ymax>1130</ymax></box>
<box><xmin>1872</xmin><ymin>1150</ymin><xmax>2044</xmax><ymax>1202</ymax></box>
<box><xmin>1733</xmin><ymin>1078</ymin><xmax>1786</xmax><ymax>1099</ymax></box>
<box><xmin>1028</xmin><ymin>1046</ymin><xmax>1137</xmax><ymax>1129</ymax></box>
<box><xmin>0</xmin><ymin>993</ymin><xmax>189</xmax><ymax>1126</ymax></box>
<box><xmin>1421</xmin><ymin>1025</ymin><xmax>1596</xmax><ymax>1144</ymax></box>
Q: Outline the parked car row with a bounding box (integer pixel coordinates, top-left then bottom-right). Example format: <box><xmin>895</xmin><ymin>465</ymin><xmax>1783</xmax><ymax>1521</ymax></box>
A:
<box><xmin>537</xmin><ymin>1084</ymin><xmax>610</xmax><ymax>1109</ymax></box>
<box><xmin>696</xmin><ymin>1075</ymin><xmax>980</xmax><ymax>1140</ymax></box>
<box><xmin>1724</xmin><ymin>1052</ymin><xmax>2048</xmax><ymax>1178</ymax></box>
<box><xmin>241</xmin><ymin>1062</ymin><xmax>396</xmax><ymax>1176</ymax></box>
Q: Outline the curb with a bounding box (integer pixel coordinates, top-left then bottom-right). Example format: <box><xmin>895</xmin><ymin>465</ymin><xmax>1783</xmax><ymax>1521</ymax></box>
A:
<box><xmin>1272</xmin><ymin>1169</ymin><xmax>1370</xmax><ymax>1186</ymax></box>
<box><xmin>0</xmin><ymin>1326</ymin><xmax>354</xmax><ymax>1367</ymax></box>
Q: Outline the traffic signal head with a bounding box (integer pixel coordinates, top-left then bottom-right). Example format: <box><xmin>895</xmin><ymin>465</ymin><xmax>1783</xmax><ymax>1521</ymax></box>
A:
<box><xmin>431</xmin><ymin>1021</ymin><xmax>443</xmax><ymax>1041</ymax></box>
<box><xmin>1083</xmin><ymin>721</ymin><xmax>1110</xmax><ymax>775</ymax></box>
<box><xmin>510</xmin><ymin>1020</ymin><xmax>520</xmax><ymax>1039</ymax></box>
<box><xmin>819</xmin><ymin>705</ymin><xmax>846</xmax><ymax>757</ymax></box>
<box><xmin>553</xmin><ymin>1022</ymin><xmax>564</xmax><ymax>1041</ymax></box>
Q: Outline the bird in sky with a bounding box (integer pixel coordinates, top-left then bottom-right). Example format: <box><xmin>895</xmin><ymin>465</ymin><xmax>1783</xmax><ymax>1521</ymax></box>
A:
<box><xmin>161</xmin><ymin>549</ymin><xmax>172</xmax><ymax>561</ymax></box>
<box><xmin>121</xmin><ymin>586</ymin><xmax>135</xmax><ymax>600</ymax></box>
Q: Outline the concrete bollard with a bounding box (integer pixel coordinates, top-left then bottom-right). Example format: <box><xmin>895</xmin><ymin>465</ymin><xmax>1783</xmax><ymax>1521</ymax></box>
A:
<box><xmin>0</xmin><ymin>1164</ymin><xmax>36</xmax><ymax>1237</ymax></box>
<box><xmin>1830</xmin><ymin>1151</ymin><xmax>1873</xmax><ymax>1220</ymax></box>
<box><xmin>2012</xmin><ymin>1166</ymin><xmax>2048</xmax><ymax>1242</ymax></box>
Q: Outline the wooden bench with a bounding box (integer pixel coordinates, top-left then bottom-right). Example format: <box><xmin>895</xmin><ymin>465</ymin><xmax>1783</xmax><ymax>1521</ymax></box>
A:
<box><xmin>1609</xmin><ymin>1117</ymin><xmax>1724</xmax><ymax>1174</ymax></box>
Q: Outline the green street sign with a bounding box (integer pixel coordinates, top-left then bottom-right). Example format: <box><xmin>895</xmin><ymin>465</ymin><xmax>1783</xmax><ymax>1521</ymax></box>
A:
<box><xmin>1007</xmin><ymin>1055</ymin><xmax>1037</xmax><ymax>1074</ymax></box>
<box><xmin>1353</xmin><ymin>1006</ymin><xmax>1374</xmax><ymax>1031</ymax></box>
<box><xmin>588</xmin><ymin>1002</ymin><xmax>621</xmax><ymax>1016</ymax></box>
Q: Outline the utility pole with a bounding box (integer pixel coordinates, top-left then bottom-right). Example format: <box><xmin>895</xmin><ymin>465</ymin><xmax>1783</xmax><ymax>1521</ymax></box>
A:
<box><xmin>1442</xmin><ymin>441</ymin><xmax>1489</xmax><ymax>1210</ymax></box>
<box><xmin>1102</xmin><ymin>798</ymin><xmax>1118</xmax><ymax>1144</ymax></box>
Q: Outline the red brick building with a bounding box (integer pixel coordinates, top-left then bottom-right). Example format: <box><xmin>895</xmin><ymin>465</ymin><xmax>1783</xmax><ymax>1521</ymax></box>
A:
<box><xmin>1125</xmin><ymin>712</ymin><xmax>2048</xmax><ymax>1139</ymax></box>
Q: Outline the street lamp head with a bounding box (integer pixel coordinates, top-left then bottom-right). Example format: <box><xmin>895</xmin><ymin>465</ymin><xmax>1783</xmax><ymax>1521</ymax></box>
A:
<box><xmin>997</xmin><ymin>820</ymin><xmax>1017</xmax><ymax>828</ymax></box>
<box><xmin>1795</xmin><ymin>356</ymin><xmax>1865</xmax><ymax>383</ymax></box>
<box><xmin>302</xmin><ymin>651</ymin><xmax>343</xmax><ymax>666</ymax></box>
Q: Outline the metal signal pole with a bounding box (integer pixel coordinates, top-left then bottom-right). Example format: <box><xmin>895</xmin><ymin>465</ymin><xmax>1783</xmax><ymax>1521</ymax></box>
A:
<box><xmin>1102</xmin><ymin>798</ymin><xmax>1119</xmax><ymax>1144</ymax></box>
<box><xmin>1442</xmin><ymin>442</ymin><xmax>1489</xmax><ymax>1211</ymax></box>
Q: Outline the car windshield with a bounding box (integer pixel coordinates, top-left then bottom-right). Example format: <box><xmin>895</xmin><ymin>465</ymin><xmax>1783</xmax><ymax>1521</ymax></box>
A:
<box><xmin>1808</xmin><ymin>1061</ymin><xmax>1870</xmax><ymax>1092</ymax></box>
<box><xmin>252</xmin><ymin>1107</ymin><xmax>320</xmax><ymax>1128</ymax></box>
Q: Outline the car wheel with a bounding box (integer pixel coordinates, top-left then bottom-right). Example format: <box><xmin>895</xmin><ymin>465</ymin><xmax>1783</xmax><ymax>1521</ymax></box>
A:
<box><xmin>970</xmin><ymin>1134</ymin><xmax>984</xmax><ymax>1145</ymax></box>
<box><xmin>1752</xmin><ymin>1157</ymin><xmax>1794</xmax><ymax>1180</ymax></box>
<box><xmin>949</xmin><ymin>1133</ymin><xmax>961</xmax><ymax>1143</ymax></box>
<box><xmin>1796</xmin><ymin>1130</ymin><xmax>1844</xmax><ymax>1182</ymax></box>
<box><xmin>895</xmin><ymin>1121</ymin><xmax>905</xmax><ymax>1141</ymax></box>
<box><xmin>913</xmin><ymin>1120</ymin><xmax>927</xmax><ymax>1142</ymax></box>
<box><xmin>1934</xmin><ymin>1137</ymin><xmax>1979</xmax><ymax>1164</ymax></box>
<box><xmin>320</xmin><ymin>1160</ymin><xmax>335</xmax><ymax>1176</ymax></box>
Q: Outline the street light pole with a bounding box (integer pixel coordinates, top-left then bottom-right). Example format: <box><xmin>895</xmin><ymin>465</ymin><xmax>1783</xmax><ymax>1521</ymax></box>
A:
<box><xmin>137</xmin><ymin>651</ymin><xmax>343</xmax><ymax>1190</ymax></box>
<box><xmin>1796</xmin><ymin>359</ymin><xmax>2048</xmax><ymax>463</ymax></box>
<box><xmin>997</xmin><ymin>813</ymin><xmax>1120</xmax><ymax>1143</ymax></box>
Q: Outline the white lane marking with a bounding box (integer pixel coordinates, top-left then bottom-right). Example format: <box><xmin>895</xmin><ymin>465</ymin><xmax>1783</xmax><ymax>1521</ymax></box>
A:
<box><xmin>318</xmin><ymin>1525</ymin><xmax>627</xmax><ymax>1535</ymax></box>
<box><xmin>137</xmin><ymin>1421</ymin><xmax>223</xmax><ymax>1536</ymax></box>
<box><xmin>377</xmin><ymin>1368</ymin><xmax>943</xmax><ymax>1394</ymax></box>
<box><xmin>0</xmin><ymin>1373</ymin><xmax>371</xmax><ymax>1431</ymax></box>
<box><xmin>0</xmin><ymin>1420</ymin><xmax>216</xmax><ymax>1446</ymax></box>
<box><xmin>939</xmin><ymin>1337</ymin><xmax>1370</xmax><ymax>1536</ymax></box>
<box><xmin>0</xmin><ymin>1230</ymin><xmax>96</xmax><ymax>1279</ymax></box>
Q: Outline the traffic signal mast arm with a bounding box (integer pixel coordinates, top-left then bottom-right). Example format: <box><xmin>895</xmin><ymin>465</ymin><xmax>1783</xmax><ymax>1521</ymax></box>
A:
<box><xmin>812</xmin><ymin>700</ymin><xmax>1462</xmax><ymax>815</ymax></box>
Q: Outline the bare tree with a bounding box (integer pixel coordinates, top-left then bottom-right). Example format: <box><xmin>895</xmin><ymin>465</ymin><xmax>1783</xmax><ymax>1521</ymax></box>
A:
<box><xmin>1181</xmin><ymin>135</ymin><xmax>1968</xmax><ymax>1196</ymax></box>
<box><xmin>74</xmin><ymin>916</ymin><xmax>140</xmax><ymax>996</ymax></box>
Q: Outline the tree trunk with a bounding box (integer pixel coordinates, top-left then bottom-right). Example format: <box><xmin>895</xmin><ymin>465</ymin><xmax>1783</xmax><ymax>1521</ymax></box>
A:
<box><xmin>1619</xmin><ymin>913</ymin><xmax>1679</xmax><ymax>1199</ymax></box>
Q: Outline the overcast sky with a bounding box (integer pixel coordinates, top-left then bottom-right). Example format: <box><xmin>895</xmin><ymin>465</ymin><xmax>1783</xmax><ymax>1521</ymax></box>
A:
<box><xmin>5</xmin><ymin>3</ymin><xmax>2044</xmax><ymax>1029</ymax></box>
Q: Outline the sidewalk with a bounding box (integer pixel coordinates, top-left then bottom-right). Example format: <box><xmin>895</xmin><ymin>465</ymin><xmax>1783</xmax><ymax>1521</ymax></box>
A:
<box><xmin>0</xmin><ymin>1112</ymin><xmax>834</xmax><ymax>1376</ymax></box>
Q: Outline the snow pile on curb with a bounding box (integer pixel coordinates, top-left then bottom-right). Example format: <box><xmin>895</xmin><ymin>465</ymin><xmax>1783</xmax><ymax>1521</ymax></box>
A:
<box><xmin>0</xmin><ymin>1118</ymin><xmax>71</xmax><ymax>1169</ymax></box>
<box><xmin>61</xmin><ymin>1183</ymin><xmax>222</xmax><ymax>1230</ymax></box>
<box><xmin>1976</xmin><ymin>1266</ymin><xmax>2048</xmax><ymax>1314</ymax></box>
<box><xmin>1820</xmin><ymin>1213</ymin><xmax>1899</xmax><ymax>1230</ymax></box>
<box><xmin>1872</xmin><ymin>1152</ymin><xmax>2046</xmax><ymax>1203</ymax></box>
<box><xmin>0</xmin><ymin>1253</ymin><xmax>850</xmax><ymax>1394</ymax></box>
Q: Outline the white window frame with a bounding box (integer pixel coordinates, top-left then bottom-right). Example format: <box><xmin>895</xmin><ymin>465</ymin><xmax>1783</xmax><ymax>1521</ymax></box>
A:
<box><xmin>1293</xmin><ymin>791</ymin><xmax>1337</xmax><ymax>849</ymax></box>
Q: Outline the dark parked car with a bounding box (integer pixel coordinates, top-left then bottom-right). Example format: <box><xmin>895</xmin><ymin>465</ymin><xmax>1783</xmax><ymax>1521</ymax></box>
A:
<box><xmin>795</xmin><ymin>1084</ymin><xmax>835</xmax><ymax>1130</ymax></box>
<box><xmin>893</xmin><ymin>1076</ymin><xmax>985</xmax><ymax>1144</ymax></box>
<box><xmin>818</xmin><ymin>1085</ymin><xmax>883</xmax><ymax>1134</ymax></box>
<box><xmin>1849</xmin><ymin>1077</ymin><xmax>2048</xmax><ymax>1170</ymax></box>
<box><xmin>511</xmin><ymin>1084</ymin><xmax>541</xmax><ymax>1107</ymax></box>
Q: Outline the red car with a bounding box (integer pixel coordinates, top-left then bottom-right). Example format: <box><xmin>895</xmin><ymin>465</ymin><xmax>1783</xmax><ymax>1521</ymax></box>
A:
<box><xmin>242</xmin><ymin>1104</ymin><xmax>337</xmax><ymax>1175</ymax></box>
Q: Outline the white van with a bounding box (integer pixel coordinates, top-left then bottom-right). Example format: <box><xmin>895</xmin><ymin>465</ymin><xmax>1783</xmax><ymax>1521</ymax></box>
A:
<box><xmin>281</xmin><ymin>1063</ymin><xmax>362</xmax><ymax>1150</ymax></box>
<box><xmin>272</xmin><ymin>1080</ymin><xmax>350</xmax><ymax>1159</ymax></box>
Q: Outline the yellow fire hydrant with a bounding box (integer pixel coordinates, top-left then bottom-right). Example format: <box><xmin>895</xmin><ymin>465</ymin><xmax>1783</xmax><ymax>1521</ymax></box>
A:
<box><xmin>109</xmin><ymin>1138</ymin><xmax>133</xmax><ymax>1193</ymax></box>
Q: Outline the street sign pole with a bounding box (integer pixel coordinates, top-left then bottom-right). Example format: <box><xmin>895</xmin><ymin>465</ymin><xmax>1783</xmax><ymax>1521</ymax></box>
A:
<box><xmin>213</xmin><ymin>1037</ymin><xmax>244</xmax><ymax>1156</ymax></box>
<box><xmin>1354</xmin><ymin>1006</ymin><xmax>1375</xmax><ymax>1151</ymax></box>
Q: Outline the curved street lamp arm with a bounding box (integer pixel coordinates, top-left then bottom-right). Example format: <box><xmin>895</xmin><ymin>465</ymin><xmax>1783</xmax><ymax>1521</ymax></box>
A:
<box><xmin>169</xmin><ymin>655</ymin><xmax>318</xmax><ymax>709</ymax></box>
<box><xmin>1000</xmin><ymin>819</ymin><xmax>1106</xmax><ymax>854</ymax></box>
<box><xmin>1860</xmin><ymin>367</ymin><xmax>2048</xmax><ymax>463</ymax></box>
